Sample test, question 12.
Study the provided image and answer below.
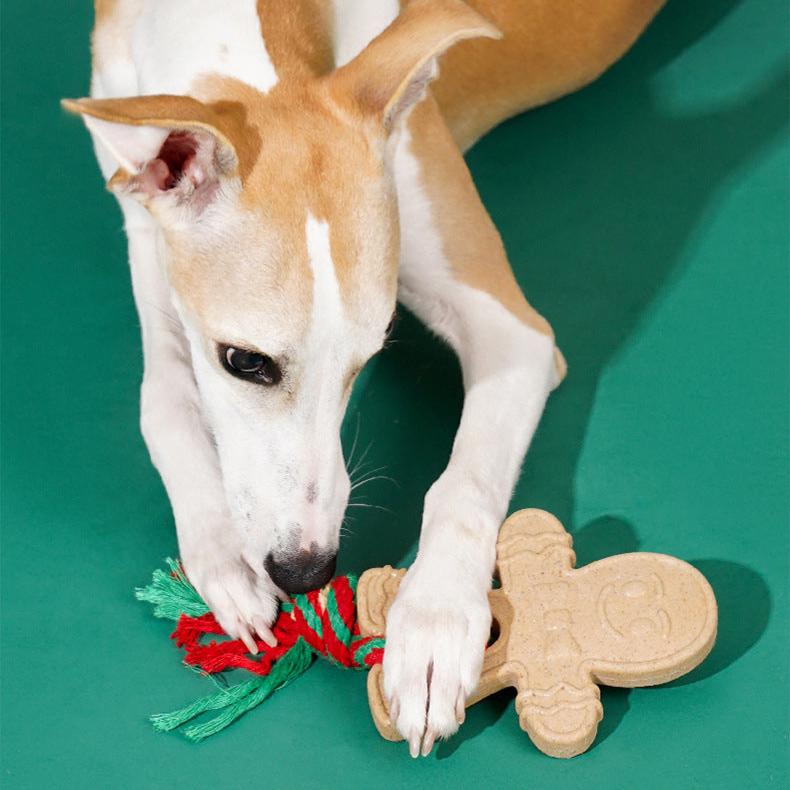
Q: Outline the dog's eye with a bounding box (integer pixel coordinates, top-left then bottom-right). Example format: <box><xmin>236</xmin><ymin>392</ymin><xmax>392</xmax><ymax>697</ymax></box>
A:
<box><xmin>220</xmin><ymin>345</ymin><xmax>282</xmax><ymax>385</ymax></box>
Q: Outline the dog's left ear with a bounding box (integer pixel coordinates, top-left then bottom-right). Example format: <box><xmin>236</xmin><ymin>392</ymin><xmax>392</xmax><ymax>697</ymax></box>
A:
<box><xmin>61</xmin><ymin>95</ymin><xmax>248</xmax><ymax>208</ymax></box>
<box><xmin>327</xmin><ymin>0</ymin><xmax>500</xmax><ymax>132</ymax></box>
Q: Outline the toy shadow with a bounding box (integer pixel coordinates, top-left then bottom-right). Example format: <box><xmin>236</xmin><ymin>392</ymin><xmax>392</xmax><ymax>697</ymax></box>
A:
<box><xmin>593</xmin><ymin>554</ymin><xmax>771</xmax><ymax>751</ymax></box>
<box><xmin>438</xmin><ymin>521</ymin><xmax>771</xmax><ymax>758</ymax></box>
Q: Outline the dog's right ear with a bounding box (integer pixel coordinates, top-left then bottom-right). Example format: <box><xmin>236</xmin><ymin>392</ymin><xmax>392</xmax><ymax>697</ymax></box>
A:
<box><xmin>61</xmin><ymin>95</ymin><xmax>249</xmax><ymax>208</ymax></box>
<box><xmin>327</xmin><ymin>0</ymin><xmax>500</xmax><ymax>133</ymax></box>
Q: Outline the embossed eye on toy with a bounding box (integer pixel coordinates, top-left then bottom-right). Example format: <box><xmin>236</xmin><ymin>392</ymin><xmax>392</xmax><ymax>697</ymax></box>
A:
<box><xmin>360</xmin><ymin>509</ymin><xmax>718</xmax><ymax>758</ymax></box>
<box><xmin>138</xmin><ymin>509</ymin><xmax>716</xmax><ymax>756</ymax></box>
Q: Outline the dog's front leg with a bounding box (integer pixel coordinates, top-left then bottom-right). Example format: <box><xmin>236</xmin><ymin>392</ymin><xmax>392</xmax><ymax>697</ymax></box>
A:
<box><xmin>383</xmin><ymin>104</ymin><xmax>564</xmax><ymax>755</ymax></box>
<box><xmin>121</xmin><ymin>201</ymin><xmax>280</xmax><ymax>651</ymax></box>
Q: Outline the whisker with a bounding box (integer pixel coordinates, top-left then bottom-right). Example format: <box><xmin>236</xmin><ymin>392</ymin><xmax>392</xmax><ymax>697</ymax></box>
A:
<box><xmin>350</xmin><ymin>464</ymin><xmax>387</xmax><ymax>487</ymax></box>
<box><xmin>350</xmin><ymin>473</ymin><xmax>398</xmax><ymax>492</ymax></box>
<box><xmin>348</xmin><ymin>441</ymin><xmax>374</xmax><ymax>482</ymax></box>
<box><xmin>347</xmin><ymin>502</ymin><xmax>392</xmax><ymax>514</ymax></box>
<box><xmin>339</xmin><ymin>516</ymin><xmax>356</xmax><ymax>538</ymax></box>
<box><xmin>344</xmin><ymin>413</ymin><xmax>362</xmax><ymax>469</ymax></box>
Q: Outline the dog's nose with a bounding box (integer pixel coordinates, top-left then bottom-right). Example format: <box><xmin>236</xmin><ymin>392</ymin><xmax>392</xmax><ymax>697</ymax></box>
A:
<box><xmin>264</xmin><ymin>549</ymin><xmax>337</xmax><ymax>594</ymax></box>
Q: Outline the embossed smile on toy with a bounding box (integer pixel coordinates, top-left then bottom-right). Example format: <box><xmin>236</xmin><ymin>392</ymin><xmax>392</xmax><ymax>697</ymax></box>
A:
<box><xmin>361</xmin><ymin>510</ymin><xmax>718</xmax><ymax>758</ymax></box>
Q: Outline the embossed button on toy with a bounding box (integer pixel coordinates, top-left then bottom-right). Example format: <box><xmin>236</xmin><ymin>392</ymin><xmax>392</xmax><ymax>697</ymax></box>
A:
<box><xmin>358</xmin><ymin>509</ymin><xmax>718</xmax><ymax>758</ymax></box>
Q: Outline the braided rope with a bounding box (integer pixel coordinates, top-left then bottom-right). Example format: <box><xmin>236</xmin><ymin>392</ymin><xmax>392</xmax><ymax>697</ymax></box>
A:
<box><xmin>135</xmin><ymin>559</ymin><xmax>385</xmax><ymax>741</ymax></box>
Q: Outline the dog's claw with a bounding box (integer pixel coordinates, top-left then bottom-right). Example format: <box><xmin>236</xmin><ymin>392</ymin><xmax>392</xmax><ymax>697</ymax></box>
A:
<box><xmin>455</xmin><ymin>688</ymin><xmax>466</xmax><ymax>725</ymax></box>
<box><xmin>421</xmin><ymin>730</ymin><xmax>436</xmax><ymax>756</ymax></box>
<box><xmin>382</xmin><ymin>565</ymin><xmax>489</xmax><ymax>756</ymax></box>
<box><xmin>253</xmin><ymin>616</ymin><xmax>277</xmax><ymax>647</ymax></box>
<box><xmin>389</xmin><ymin>695</ymin><xmax>400</xmax><ymax>723</ymax></box>
<box><xmin>238</xmin><ymin>623</ymin><xmax>258</xmax><ymax>654</ymax></box>
<box><xmin>275</xmin><ymin>587</ymin><xmax>290</xmax><ymax>604</ymax></box>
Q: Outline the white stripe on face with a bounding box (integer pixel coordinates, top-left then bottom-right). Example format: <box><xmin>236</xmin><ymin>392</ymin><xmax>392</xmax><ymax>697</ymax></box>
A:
<box><xmin>306</xmin><ymin>213</ymin><xmax>344</xmax><ymax>334</ymax></box>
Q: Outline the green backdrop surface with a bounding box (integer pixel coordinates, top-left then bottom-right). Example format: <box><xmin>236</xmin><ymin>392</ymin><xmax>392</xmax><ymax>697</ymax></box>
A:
<box><xmin>2</xmin><ymin>1</ymin><xmax>788</xmax><ymax>788</ymax></box>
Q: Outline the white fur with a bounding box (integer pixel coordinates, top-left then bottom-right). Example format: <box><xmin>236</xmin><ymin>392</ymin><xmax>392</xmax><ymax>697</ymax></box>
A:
<box><xmin>383</xmin><ymin>128</ymin><xmax>556</xmax><ymax>752</ymax></box>
<box><xmin>131</xmin><ymin>0</ymin><xmax>278</xmax><ymax>96</ymax></box>
<box><xmin>84</xmin><ymin>0</ymin><xmax>558</xmax><ymax>748</ymax></box>
<box><xmin>306</xmin><ymin>215</ymin><xmax>345</xmax><ymax>334</ymax></box>
<box><xmin>332</xmin><ymin>0</ymin><xmax>400</xmax><ymax>67</ymax></box>
<box><xmin>84</xmin><ymin>117</ymin><xmax>168</xmax><ymax>173</ymax></box>
<box><xmin>172</xmin><ymin>213</ymin><xmax>354</xmax><ymax>566</ymax></box>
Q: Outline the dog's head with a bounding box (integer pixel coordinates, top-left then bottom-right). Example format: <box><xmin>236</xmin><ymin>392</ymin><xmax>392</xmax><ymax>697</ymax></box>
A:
<box><xmin>64</xmin><ymin>1</ymin><xmax>498</xmax><ymax>592</ymax></box>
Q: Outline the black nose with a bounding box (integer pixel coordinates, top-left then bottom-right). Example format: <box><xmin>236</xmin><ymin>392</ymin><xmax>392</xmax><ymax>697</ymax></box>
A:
<box><xmin>265</xmin><ymin>549</ymin><xmax>337</xmax><ymax>594</ymax></box>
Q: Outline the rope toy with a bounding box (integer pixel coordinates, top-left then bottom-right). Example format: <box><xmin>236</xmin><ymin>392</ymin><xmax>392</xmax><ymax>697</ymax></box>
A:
<box><xmin>136</xmin><ymin>510</ymin><xmax>718</xmax><ymax>755</ymax></box>
<box><xmin>136</xmin><ymin>559</ymin><xmax>384</xmax><ymax>741</ymax></box>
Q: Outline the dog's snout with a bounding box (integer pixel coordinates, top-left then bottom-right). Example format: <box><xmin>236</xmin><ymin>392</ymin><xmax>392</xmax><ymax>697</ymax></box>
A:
<box><xmin>265</xmin><ymin>549</ymin><xmax>336</xmax><ymax>594</ymax></box>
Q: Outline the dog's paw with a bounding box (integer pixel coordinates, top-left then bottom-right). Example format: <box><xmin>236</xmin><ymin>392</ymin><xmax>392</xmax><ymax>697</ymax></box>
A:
<box><xmin>184</xmin><ymin>553</ymin><xmax>282</xmax><ymax>653</ymax></box>
<box><xmin>382</xmin><ymin>566</ymin><xmax>490</xmax><ymax>757</ymax></box>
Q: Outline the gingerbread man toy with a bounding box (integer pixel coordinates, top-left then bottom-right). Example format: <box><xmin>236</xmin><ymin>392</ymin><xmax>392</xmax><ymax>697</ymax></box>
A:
<box><xmin>357</xmin><ymin>509</ymin><xmax>717</xmax><ymax>758</ymax></box>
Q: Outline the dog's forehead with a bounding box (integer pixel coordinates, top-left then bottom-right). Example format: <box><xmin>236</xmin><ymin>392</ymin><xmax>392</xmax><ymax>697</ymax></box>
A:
<box><xmin>168</xmin><ymin>80</ymin><xmax>399</xmax><ymax>354</ymax></box>
<box><xmin>242</xmin><ymin>86</ymin><xmax>400</xmax><ymax>300</ymax></box>
<box><xmin>167</xmin><ymin>184</ymin><xmax>397</xmax><ymax>360</ymax></box>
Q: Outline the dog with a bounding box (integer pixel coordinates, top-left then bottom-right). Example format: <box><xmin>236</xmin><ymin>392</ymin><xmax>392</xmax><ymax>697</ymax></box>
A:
<box><xmin>64</xmin><ymin>0</ymin><xmax>663</xmax><ymax>757</ymax></box>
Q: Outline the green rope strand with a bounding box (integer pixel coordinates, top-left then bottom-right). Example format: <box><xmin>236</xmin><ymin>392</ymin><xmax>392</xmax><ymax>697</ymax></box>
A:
<box><xmin>134</xmin><ymin>558</ymin><xmax>208</xmax><ymax>620</ymax></box>
<box><xmin>149</xmin><ymin>640</ymin><xmax>314</xmax><ymax>742</ymax></box>
<box><xmin>150</xmin><ymin>677</ymin><xmax>268</xmax><ymax>733</ymax></box>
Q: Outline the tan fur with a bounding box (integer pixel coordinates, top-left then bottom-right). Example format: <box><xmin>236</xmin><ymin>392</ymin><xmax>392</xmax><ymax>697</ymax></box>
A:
<box><xmin>63</xmin><ymin>79</ymin><xmax>398</xmax><ymax>353</ymax></box>
<box><xmin>406</xmin><ymin>97</ymin><xmax>567</xmax><ymax>378</ymax></box>
<box><xmin>255</xmin><ymin>0</ymin><xmax>335</xmax><ymax>78</ymax></box>
<box><xmin>431</xmin><ymin>0</ymin><xmax>667</xmax><ymax>151</ymax></box>
<box><xmin>181</xmin><ymin>75</ymin><xmax>400</xmax><ymax>328</ymax></box>
<box><xmin>90</xmin><ymin>0</ymin><xmax>137</xmax><ymax>75</ymax></box>
<box><xmin>62</xmin><ymin>95</ymin><xmax>262</xmax><ymax>181</ymax></box>
<box><xmin>75</xmin><ymin>0</ymin><xmax>663</xmax><ymax>383</ymax></box>
<box><xmin>330</xmin><ymin>0</ymin><xmax>499</xmax><ymax>129</ymax></box>
<box><xmin>92</xmin><ymin>0</ymin><xmax>117</xmax><ymax>25</ymax></box>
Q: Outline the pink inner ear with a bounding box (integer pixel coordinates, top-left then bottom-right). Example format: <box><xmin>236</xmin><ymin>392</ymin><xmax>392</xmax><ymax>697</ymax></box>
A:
<box><xmin>139</xmin><ymin>131</ymin><xmax>201</xmax><ymax>193</ymax></box>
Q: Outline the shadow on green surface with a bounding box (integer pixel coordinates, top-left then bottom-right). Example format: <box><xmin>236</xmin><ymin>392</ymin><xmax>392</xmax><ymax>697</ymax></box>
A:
<box><xmin>437</xmin><ymin>688</ymin><xmax>515</xmax><ymax>760</ymax></box>
<box><xmin>571</xmin><ymin>514</ymin><xmax>640</xmax><ymax>562</ymax></box>
<box><xmin>340</xmin><ymin>0</ymin><xmax>788</xmax><ymax>570</ymax></box>
<box><xmin>337</xmin><ymin>0</ymin><xmax>784</xmax><ymax>750</ymax></box>
<box><xmin>670</xmin><ymin>559</ymin><xmax>771</xmax><ymax>685</ymax></box>
<box><xmin>437</xmin><ymin>527</ymin><xmax>771</xmax><ymax>758</ymax></box>
<box><xmin>334</xmin><ymin>0</ymin><xmax>784</xmax><ymax>755</ymax></box>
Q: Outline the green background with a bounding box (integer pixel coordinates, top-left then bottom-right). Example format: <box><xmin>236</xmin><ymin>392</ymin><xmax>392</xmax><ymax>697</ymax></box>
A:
<box><xmin>2</xmin><ymin>1</ymin><xmax>788</xmax><ymax>787</ymax></box>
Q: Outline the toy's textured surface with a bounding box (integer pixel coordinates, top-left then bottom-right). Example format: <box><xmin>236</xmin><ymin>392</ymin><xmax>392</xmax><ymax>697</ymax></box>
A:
<box><xmin>360</xmin><ymin>509</ymin><xmax>717</xmax><ymax>758</ymax></box>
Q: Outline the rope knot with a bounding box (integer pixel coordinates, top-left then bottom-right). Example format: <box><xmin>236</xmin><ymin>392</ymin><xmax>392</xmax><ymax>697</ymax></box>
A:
<box><xmin>136</xmin><ymin>560</ymin><xmax>384</xmax><ymax>740</ymax></box>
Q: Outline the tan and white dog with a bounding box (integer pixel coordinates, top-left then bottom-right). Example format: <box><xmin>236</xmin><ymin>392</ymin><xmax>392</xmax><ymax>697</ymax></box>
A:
<box><xmin>65</xmin><ymin>0</ymin><xmax>663</xmax><ymax>757</ymax></box>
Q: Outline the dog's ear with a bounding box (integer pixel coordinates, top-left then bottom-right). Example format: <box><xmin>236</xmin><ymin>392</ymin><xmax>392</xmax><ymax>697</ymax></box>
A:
<box><xmin>61</xmin><ymin>95</ymin><xmax>245</xmax><ymax>207</ymax></box>
<box><xmin>327</xmin><ymin>0</ymin><xmax>500</xmax><ymax>132</ymax></box>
